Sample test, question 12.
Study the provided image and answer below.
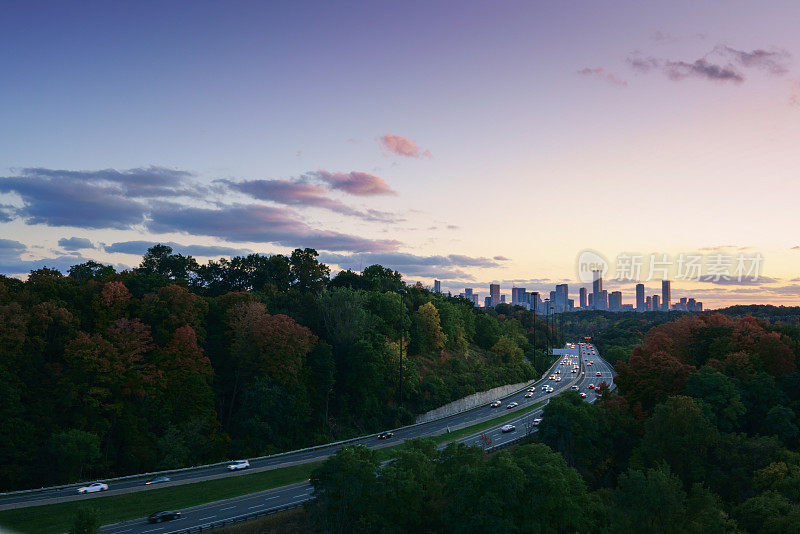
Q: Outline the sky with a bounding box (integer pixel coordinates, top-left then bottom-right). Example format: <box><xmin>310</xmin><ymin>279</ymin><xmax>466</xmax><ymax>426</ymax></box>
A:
<box><xmin>1</xmin><ymin>0</ymin><xmax>800</xmax><ymax>308</ymax></box>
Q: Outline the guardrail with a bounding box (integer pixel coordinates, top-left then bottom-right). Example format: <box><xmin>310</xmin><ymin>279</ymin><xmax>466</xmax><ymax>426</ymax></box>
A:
<box><xmin>1</xmin><ymin>350</ymin><xmax>567</xmax><ymax>499</ymax></box>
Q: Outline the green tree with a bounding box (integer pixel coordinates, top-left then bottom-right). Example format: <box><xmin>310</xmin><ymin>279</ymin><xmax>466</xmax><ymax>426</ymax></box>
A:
<box><xmin>412</xmin><ymin>302</ymin><xmax>447</xmax><ymax>354</ymax></box>
<box><xmin>684</xmin><ymin>366</ymin><xmax>745</xmax><ymax>432</ymax></box>
<box><xmin>49</xmin><ymin>429</ymin><xmax>101</xmax><ymax>482</ymax></box>
<box><xmin>289</xmin><ymin>248</ymin><xmax>330</xmax><ymax>293</ymax></box>
<box><xmin>71</xmin><ymin>505</ymin><xmax>100</xmax><ymax>534</ymax></box>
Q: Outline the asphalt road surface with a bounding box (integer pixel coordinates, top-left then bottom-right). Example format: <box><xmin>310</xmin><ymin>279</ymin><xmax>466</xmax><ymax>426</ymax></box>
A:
<box><xmin>97</xmin><ymin>342</ymin><xmax>615</xmax><ymax>534</ymax></box>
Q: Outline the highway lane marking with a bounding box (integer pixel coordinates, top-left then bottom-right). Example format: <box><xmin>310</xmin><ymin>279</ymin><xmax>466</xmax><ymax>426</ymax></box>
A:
<box><xmin>248</xmin><ymin>504</ymin><xmax>265</xmax><ymax>509</ymax></box>
<box><xmin>198</xmin><ymin>516</ymin><xmax>216</xmax><ymax>521</ymax></box>
<box><xmin>141</xmin><ymin>528</ymin><xmax>164</xmax><ymax>534</ymax></box>
<box><xmin>219</xmin><ymin>506</ymin><xmax>235</xmax><ymax>511</ymax></box>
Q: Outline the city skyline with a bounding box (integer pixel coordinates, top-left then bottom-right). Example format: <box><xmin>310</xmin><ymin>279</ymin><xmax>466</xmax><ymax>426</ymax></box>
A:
<box><xmin>1</xmin><ymin>2</ymin><xmax>800</xmax><ymax>309</ymax></box>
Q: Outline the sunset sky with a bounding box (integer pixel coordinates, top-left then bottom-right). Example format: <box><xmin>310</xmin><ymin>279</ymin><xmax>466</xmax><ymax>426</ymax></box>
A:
<box><xmin>2</xmin><ymin>1</ymin><xmax>800</xmax><ymax>308</ymax></box>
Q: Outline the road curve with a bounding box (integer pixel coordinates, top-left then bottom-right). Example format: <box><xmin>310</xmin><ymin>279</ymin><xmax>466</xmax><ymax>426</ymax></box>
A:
<box><xmin>98</xmin><ymin>343</ymin><xmax>616</xmax><ymax>534</ymax></box>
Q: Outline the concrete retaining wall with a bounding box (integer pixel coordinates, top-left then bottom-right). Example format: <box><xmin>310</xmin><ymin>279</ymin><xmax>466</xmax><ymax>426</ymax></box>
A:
<box><xmin>415</xmin><ymin>379</ymin><xmax>533</xmax><ymax>423</ymax></box>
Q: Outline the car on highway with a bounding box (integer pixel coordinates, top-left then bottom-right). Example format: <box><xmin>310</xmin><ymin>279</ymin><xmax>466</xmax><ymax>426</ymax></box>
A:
<box><xmin>501</xmin><ymin>424</ymin><xmax>516</xmax><ymax>433</ymax></box>
<box><xmin>148</xmin><ymin>510</ymin><xmax>181</xmax><ymax>523</ymax></box>
<box><xmin>571</xmin><ymin>369</ymin><xmax>577</xmax><ymax>373</ymax></box>
<box><xmin>590</xmin><ymin>361</ymin><xmax>594</xmax><ymax>365</ymax></box>
<box><xmin>580</xmin><ymin>392</ymin><xmax>587</xmax><ymax>398</ymax></box>
<box><xmin>227</xmin><ymin>460</ymin><xmax>250</xmax><ymax>471</ymax></box>
<box><xmin>145</xmin><ymin>476</ymin><xmax>171</xmax><ymax>485</ymax></box>
<box><xmin>524</xmin><ymin>392</ymin><xmax>534</xmax><ymax>398</ymax></box>
<box><xmin>532</xmin><ymin>418</ymin><xmax>542</xmax><ymax>426</ymax></box>
<box><xmin>377</xmin><ymin>431</ymin><xmax>394</xmax><ymax>439</ymax></box>
<box><xmin>588</xmin><ymin>384</ymin><xmax>595</xmax><ymax>389</ymax></box>
<box><xmin>77</xmin><ymin>482</ymin><xmax>108</xmax><ymax>494</ymax></box>
<box><xmin>507</xmin><ymin>402</ymin><xmax>519</xmax><ymax>409</ymax></box>
<box><xmin>490</xmin><ymin>400</ymin><xmax>502</xmax><ymax>408</ymax></box>
<box><xmin>571</xmin><ymin>385</ymin><xmax>579</xmax><ymax>390</ymax></box>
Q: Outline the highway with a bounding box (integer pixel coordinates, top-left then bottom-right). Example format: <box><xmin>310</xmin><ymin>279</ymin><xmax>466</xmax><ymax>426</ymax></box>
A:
<box><xmin>96</xmin><ymin>343</ymin><xmax>615</xmax><ymax>534</ymax></box>
<box><xmin>0</xmin><ymin>343</ymin><xmax>580</xmax><ymax>510</ymax></box>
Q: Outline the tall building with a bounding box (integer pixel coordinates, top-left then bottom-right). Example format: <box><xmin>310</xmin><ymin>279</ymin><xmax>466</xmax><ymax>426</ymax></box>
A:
<box><xmin>464</xmin><ymin>288</ymin><xmax>473</xmax><ymax>299</ymax></box>
<box><xmin>592</xmin><ymin>270</ymin><xmax>603</xmax><ymax>294</ymax></box>
<box><xmin>646</xmin><ymin>295</ymin><xmax>652</xmax><ymax>311</ymax></box>
<box><xmin>579</xmin><ymin>287</ymin><xmax>587</xmax><ymax>309</ymax></box>
<box><xmin>511</xmin><ymin>287</ymin><xmax>526</xmax><ymax>305</ymax></box>
<box><xmin>500</xmin><ymin>294</ymin><xmax>506</xmax><ymax>304</ymax></box>
<box><xmin>609</xmin><ymin>291</ymin><xmax>622</xmax><ymax>311</ymax></box>
<box><xmin>433</xmin><ymin>280</ymin><xmax>441</xmax><ymax>293</ymax></box>
<box><xmin>652</xmin><ymin>295</ymin><xmax>661</xmax><ymax>311</ymax></box>
<box><xmin>489</xmin><ymin>284</ymin><xmax>500</xmax><ymax>307</ymax></box>
<box><xmin>529</xmin><ymin>291</ymin><xmax>541</xmax><ymax>313</ymax></box>
<box><xmin>592</xmin><ymin>270</ymin><xmax>603</xmax><ymax>310</ymax></box>
<box><xmin>484</xmin><ymin>296</ymin><xmax>492</xmax><ymax>308</ymax></box>
<box><xmin>636</xmin><ymin>283</ymin><xmax>645</xmax><ymax>312</ymax></box>
<box><xmin>555</xmin><ymin>284</ymin><xmax>568</xmax><ymax>313</ymax></box>
<box><xmin>662</xmin><ymin>280</ymin><xmax>671</xmax><ymax>311</ymax></box>
<box><xmin>588</xmin><ymin>292</ymin><xmax>594</xmax><ymax>309</ymax></box>
<box><xmin>596</xmin><ymin>290</ymin><xmax>608</xmax><ymax>311</ymax></box>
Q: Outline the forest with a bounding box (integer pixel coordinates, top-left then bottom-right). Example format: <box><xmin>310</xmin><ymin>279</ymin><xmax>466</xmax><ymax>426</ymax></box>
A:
<box><xmin>307</xmin><ymin>311</ymin><xmax>800</xmax><ymax>533</ymax></box>
<box><xmin>0</xmin><ymin>245</ymin><xmax>556</xmax><ymax>490</ymax></box>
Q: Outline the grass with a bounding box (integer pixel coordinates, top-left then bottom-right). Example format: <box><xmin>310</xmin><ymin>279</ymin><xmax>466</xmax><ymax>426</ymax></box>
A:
<box><xmin>0</xmin><ymin>461</ymin><xmax>322</xmax><ymax>534</ymax></box>
<box><xmin>0</xmin><ymin>401</ymin><xmax>545</xmax><ymax>533</ymax></box>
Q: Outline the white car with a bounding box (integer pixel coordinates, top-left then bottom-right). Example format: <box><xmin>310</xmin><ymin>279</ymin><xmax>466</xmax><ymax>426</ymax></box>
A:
<box><xmin>227</xmin><ymin>460</ymin><xmax>250</xmax><ymax>471</ymax></box>
<box><xmin>501</xmin><ymin>424</ymin><xmax>516</xmax><ymax>433</ymax></box>
<box><xmin>571</xmin><ymin>385</ymin><xmax>580</xmax><ymax>390</ymax></box>
<box><xmin>525</xmin><ymin>392</ymin><xmax>534</xmax><ymax>398</ymax></box>
<box><xmin>507</xmin><ymin>402</ymin><xmax>519</xmax><ymax>409</ymax></box>
<box><xmin>77</xmin><ymin>482</ymin><xmax>108</xmax><ymax>494</ymax></box>
<box><xmin>532</xmin><ymin>418</ymin><xmax>542</xmax><ymax>426</ymax></box>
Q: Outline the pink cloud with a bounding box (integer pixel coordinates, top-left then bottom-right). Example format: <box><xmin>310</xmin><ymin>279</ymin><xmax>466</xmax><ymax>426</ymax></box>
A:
<box><xmin>577</xmin><ymin>67</ymin><xmax>628</xmax><ymax>87</ymax></box>
<box><xmin>312</xmin><ymin>170</ymin><xmax>396</xmax><ymax>196</ymax></box>
<box><xmin>377</xmin><ymin>134</ymin><xmax>432</xmax><ymax>158</ymax></box>
<box><xmin>790</xmin><ymin>79</ymin><xmax>800</xmax><ymax>107</ymax></box>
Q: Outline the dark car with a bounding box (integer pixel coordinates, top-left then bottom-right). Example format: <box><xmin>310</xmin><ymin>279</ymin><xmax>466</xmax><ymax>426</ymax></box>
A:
<box><xmin>148</xmin><ymin>510</ymin><xmax>181</xmax><ymax>523</ymax></box>
<box><xmin>145</xmin><ymin>476</ymin><xmax>171</xmax><ymax>485</ymax></box>
<box><xmin>377</xmin><ymin>432</ymin><xmax>394</xmax><ymax>439</ymax></box>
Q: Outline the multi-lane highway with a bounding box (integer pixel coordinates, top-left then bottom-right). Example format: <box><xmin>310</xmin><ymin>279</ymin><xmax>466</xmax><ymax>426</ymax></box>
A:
<box><xmin>0</xmin><ymin>344</ymin><xmax>580</xmax><ymax>511</ymax></box>
<box><xmin>0</xmin><ymin>342</ymin><xmax>614</xmax><ymax>534</ymax></box>
<box><xmin>95</xmin><ymin>342</ymin><xmax>615</xmax><ymax>534</ymax></box>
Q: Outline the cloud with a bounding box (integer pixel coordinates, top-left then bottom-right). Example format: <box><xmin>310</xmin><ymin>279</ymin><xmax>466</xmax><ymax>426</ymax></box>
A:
<box><xmin>790</xmin><ymin>80</ymin><xmax>800</xmax><ymax>106</ymax></box>
<box><xmin>310</xmin><ymin>170</ymin><xmax>396</xmax><ymax>196</ymax></box>
<box><xmin>377</xmin><ymin>134</ymin><xmax>432</xmax><ymax>158</ymax></box>
<box><xmin>698</xmin><ymin>275</ymin><xmax>779</xmax><ymax>285</ymax></box>
<box><xmin>147</xmin><ymin>203</ymin><xmax>400</xmax><ymax>253</ymax></box>
<box><xmin>577</xmin><ymin>67</ymin><xmax>628</xmax><ymax>86</ymax></box>
<box><xmin>58</xmin><ymin>237</ymin><xmax>95</xmax><ymax>251</ymax></box>
<box><xmin>493</xmin><ymin>256</ymin><xmax>510</xmax><ymax>261</ymax></box>
<box><xmin>319</xmin><ymin>252</ymin><xmax>504</xmax><ymax>280</ymax></box>
<box><xmin>104</xmin><ymin>240</ymin><xmax>253</xmax><ymax>257</ymax></box>
<box><xmin>664</xmin><ymin>59</ymin><xmax>743</xmax><ymax>82</ymax></box>
<box><xmin>628</xmin><ymin>46</ymin><xmax>789</xmax><ymax>84</ymax></box>
<box><xmin>719</xmin><ymin>46</ymin><xmax>790</xmax><ymax>75</ymax></box>
<box><xmin>0</xmin><ymin>169</ymin><xmax>149</xmax><ymax>229</ymax></box>
<box><xmin>793</xmin><ymin>246</ymin><xmax>800</xmax><ymax>250</ymax></box>
<box><xmin>0</xmin><ymin>239</ymin><xmax>89</xmax><ymax>274</ymax></box>
<box><xmin>224</xmin><ymin>178</ymin><xmax>402</xmax><ymax>223</ymax></box>
<box><xmin>446</xmin><ymin>225</ymin><xmax>460</xmax><ymax>230</ymax></box>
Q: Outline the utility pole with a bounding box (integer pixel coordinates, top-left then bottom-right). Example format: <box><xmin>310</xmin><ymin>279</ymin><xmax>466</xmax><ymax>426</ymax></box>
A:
<box><xmin>397</xmin><ymin>289</ymin><xmax>407</xmax><ymax>407</ymax></box>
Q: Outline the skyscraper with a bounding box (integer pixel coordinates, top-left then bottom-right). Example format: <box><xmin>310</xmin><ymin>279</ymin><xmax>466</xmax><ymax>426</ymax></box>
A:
<box><xmin>433</xmin><ymin>280</ymin><xmax>441</xmax><ymax>293</ymax></box>
<box><xmin>464</xmin><ymin>288</ymin><xmax>473</xmax><ymax>300</ymax></box>
<box><xmin>511</xmin><ymin>287</ymin><xmax>526</xmax><ymax>305</ymax></box>
<box><xmin>592</xmin><ymin>270</ymin><xmax>603</xmax><ymax>294</ymax></box>
<box><xmin>489</xmin><ymin>284</ymin><xmax>500</xmax><ymax>307</ymax></box>
<box><xmin>652</xmin><ymin>295</ymin><xmax>661</xmax><ymax>311</ymax></box>
<box><xmin>579</xmin><ymin>287</ymin><xmax>587</xmax><ymax>309</ymax></box>
<box><xmin>555</xmin><ymin>284</ymin><xmax>568</xmax><ymax>312</ymax></box>
<box><xmin>609</xmin><ymin>291</ymin><xmax>622</xmax><ymax>311</ymax></box>
<box><xmin>592</xmin><ymin>270</ymin><xmax>603</xmax><ymax>310</ymax></box>
<box><xmin>646</xmin><ymin>295</ymin><xmax>652</xmax><ymax>311</ymax></box>
<box><xmin>636</xmin><ymin>283</ymin><xmax>645</xmax><ymax>312</ymax></box>
<box><xmin>662</xmin><ymin>280</ymin><xmax>671</xmax><ymax>311</ymax></box>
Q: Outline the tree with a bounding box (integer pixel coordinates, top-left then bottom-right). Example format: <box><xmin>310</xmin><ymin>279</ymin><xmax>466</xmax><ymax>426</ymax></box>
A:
<box><xmin>474</xmin><ymin>313</ymin><xmax>500</xmax><ymax>350</ymax></box>
<box><xmin>71</xmin><ymin>505</ymin><xmax>100</xmax><ymax>534</ymax></box>
<box><xmin>307</xmin><ymin>445</ymin><xmax>381</xmax><ymax>533</ymax></box>
<box><xmin>412</xmin><ymin>302</ymin><xmax>446</xmax><ymax>354</ymax></box>
<box><xmin>632</xmin><ymin>396</ymin><xmax>719</xmax><ymax>487</ymax></box>
<box><xmin>137</xmin><ymin>244</ymin><xmax>199</xmax><ymax>281</ymax></box>
<box><xmin>68</xmin><ymin>261</ymin><xmax>115</xmax><ymax>283</ymax></box>
<box><xmin>684</xmin><ymin>366</ymin><xmax>745</xmax><ymax>433</ymax></box>
<box><xmin>361</xmin><ymin>264</ymin><xmax>404</xmax><ymax>293</ymax></box>
<box><xmin>49</xmin><ymin>429</ymin><xmax>101</xmax><ymax>482</ymax></box>
<box><xmin>289</xmin><ymin>248</ymin><xmax>329</xmax><ymax>293</ymax></box>
<box><xmin>611</xmin><ymin>466</ymin><xmax>688</xmax><ymax>534</ymax></box>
